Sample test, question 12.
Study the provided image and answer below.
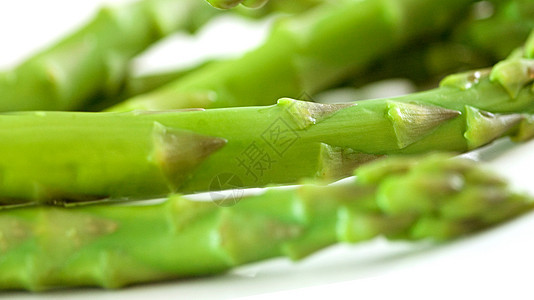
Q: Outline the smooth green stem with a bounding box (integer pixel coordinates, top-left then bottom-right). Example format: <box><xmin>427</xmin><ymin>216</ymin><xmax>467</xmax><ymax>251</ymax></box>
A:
<box><xmin>0</xmin><ymin>40</ymin><xmax>533</xmax><ymax>206</ymax></box>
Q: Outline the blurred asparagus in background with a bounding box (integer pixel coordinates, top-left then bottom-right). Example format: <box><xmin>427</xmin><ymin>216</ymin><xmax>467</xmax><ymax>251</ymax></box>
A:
<box><xmin>109</xmin><ymin>0</ymin><xmax>477</xmax><ymax>111</ymax></box>
<box><xmin>350</xmin><ymin>0</ymin><xmax>534</xmax><ymax>89</ymax></box>
<box><xmin>2</xmin><ymin>0</ymin><xmax>529</xmax><ymax>112</ymax></box>
<box><xmin>0</xmin><ymin>0</ymin><xmax>326</xmax><ymax>112</ymax></box>
<box><xmin>0</xmin><ymin>154</ymin><xmax>530</xmax><ymax>290</ymax></box>
<box><xmin>103</xmin><ymin>0</ymin><xmax>533</xmax><ymax>108</ymax></box>
<box><xmin>1</xmin><ymin>34</ymin><xmax>533</xmax><ymax>207</ymax></box>
<box><xmin>0</xmin><ymin>0</ymin><xmax>217</xmax><ymax>112</ymax></box>
<box><xmin>88</xmin><ymin>0</ymin><xmax>327</xmax><ymax>110</ymax></box>
<box><xmin>457</xmin><ymin>0</ymin><xmax>534</xmax><ymax>60</ymax></box>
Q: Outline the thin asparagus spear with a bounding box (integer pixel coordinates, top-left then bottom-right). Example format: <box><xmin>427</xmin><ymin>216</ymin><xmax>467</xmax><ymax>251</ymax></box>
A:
<box><xmin>0</xmin><ymin>0</ymin><xmax>217</xmax><ymax>112</ymax></box>
<box><xmin>1</xmin><ymin>37</ymin><xmax>534</xmax><ymax>207</ymax></box>
<box><xmin>0</xmin><ymin>154</ymin><xmax>530</xmax><ymax>291</ymax></box>
<box><xmin>108</xmin><ymin>0</ymin><xmax>477</xmax><ymax>112</ymax></box>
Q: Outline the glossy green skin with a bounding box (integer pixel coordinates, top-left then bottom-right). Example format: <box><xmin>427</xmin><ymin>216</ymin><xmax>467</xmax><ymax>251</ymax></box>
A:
<box><xmin>109</xmin><ymin>0</ymin><xmax>477</xmax><ymax>111</ymax></box>
<box><xmin>0</xmin><ymin>154</ymin><xmax>530</xmax><ymax>290</ymax></box>
<box><xmin>0</xmin><ymin>0</ymin><xmax>216</xmax><ymax>112</ymax></box>
<box><xmin>1</xmin><ymin>42</ymin><xmax>534</xmax><ymax>206</ymax></box>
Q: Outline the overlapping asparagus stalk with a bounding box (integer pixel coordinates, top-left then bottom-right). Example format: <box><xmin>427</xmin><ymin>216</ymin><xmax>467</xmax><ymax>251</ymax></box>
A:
<box><xmin>0</xmin><ymin>154</ymin><xmax>530</xmax><ymax>290</ymax></box>
<box><xmin>0</xmin><ymin>0</ymin><xmax>218</xmax><ymax>112</ymax></box>
<box><xmin>1</xmin><ymin>34</ymin><xmax>533</xmax><ymax>207</ymax></box>
<box><xmin>109</xmin><ymin>0</ymin><xmax>477</xmax><ymax>112</ymax></box>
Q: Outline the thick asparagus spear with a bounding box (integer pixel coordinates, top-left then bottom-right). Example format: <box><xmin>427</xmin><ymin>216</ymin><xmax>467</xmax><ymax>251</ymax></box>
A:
<box><xmin>0</xmin><ymin>154</ymin><xmax>530</xmax><ymax>291</ymax></box>
<box><xmin>108</xmin><ymin>0</ymin><xmax>477</xmax><ymax>112</ymax></box>
<box><xmin>1</xmin><ymin>37</ymin><xmax>534</xmax><ymax>207</ymax></box>
<box><xmin>0</xmin><ymin>0</ymin><xmax>217</xmax><ymax>112</ymax></box>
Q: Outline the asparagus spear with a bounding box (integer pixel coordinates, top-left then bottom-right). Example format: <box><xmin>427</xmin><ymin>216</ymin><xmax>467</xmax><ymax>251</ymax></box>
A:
<box><xmin>0</xmin><ymin>0</ymin><xmax>217</xmax><ymax>112</ymax></box>
<box><xmin>1</xmin><ymin>36</ymin><xmax>534</xmax><ymax>207</ymax></box>
<box><xmin>108</xmin><ymin>0</ymin><xmax>477</xmax><ymax>112</ymax></box>
<box><xmin>0</xmin><ymin>153</ymin><xmax>530</xmax><ymax>291</ymax></box>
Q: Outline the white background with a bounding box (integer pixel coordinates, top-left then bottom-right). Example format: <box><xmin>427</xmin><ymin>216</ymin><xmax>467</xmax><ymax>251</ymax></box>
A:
<box><xmin>1</xmin><ymin>1</ymin><xmax>534</xmax><ymax>299</ymax></box>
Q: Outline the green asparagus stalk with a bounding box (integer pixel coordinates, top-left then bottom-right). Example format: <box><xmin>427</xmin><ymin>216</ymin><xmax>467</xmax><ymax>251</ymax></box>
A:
<box><xmin>1</xmin><ymin>35</ymin><xmax>534</xmax><ymax>207</ymax></box>
<box><xmin>0</xmin><ymin>154</ymin><xmax>530</xmax><ymax>290</ymax></box>
<box><xmin>0</xmin><ymin>0</ymin><xmax>217</xmax><ymax>112</ymax></box>
<box><xmin>108</xmin><ymin>0</ymin><xmax>477</xmax><ymax>112</ymax></box>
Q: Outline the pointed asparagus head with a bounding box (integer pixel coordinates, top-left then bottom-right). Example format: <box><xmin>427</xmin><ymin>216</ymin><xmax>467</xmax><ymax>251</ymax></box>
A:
<box><xmin>489</xmin><ymin>31</ymin><xmax>534</xmax><ymax>98</ymax></box>
<box><xmin>317</xmin><ymin>143</ymin><xmax>384</xmax><ymax>180</ymax></box>
<box><xmin>357</xmin><ymin>154</ymin><xmax>533</xmax><ymax>240</ymax></box>
<box><xmin>151</xmin><ymin>122</ymin><xmax>227</xmax><ymax>190</ymax></box>
<box><xmin>464</xmin><ymin>106</ymin><xmax>523</xmax><ymax>149</ymax></box>
<box><xmin>387</xmin><ymin>101</ymin><xmax>461</xmax><ymax>149</ymax></box>
<box><xmin>277</xmin><ymin>98</ymin><xmax>354</xmax><ymax>130</ymax></box>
